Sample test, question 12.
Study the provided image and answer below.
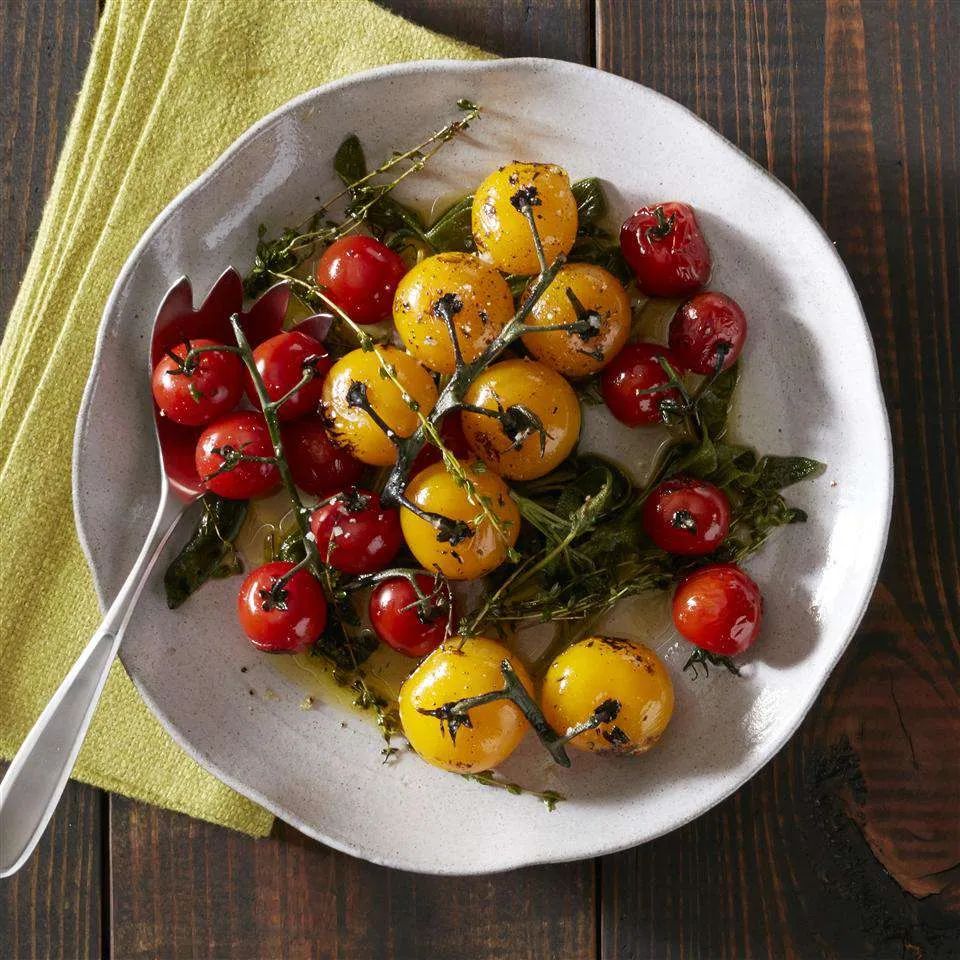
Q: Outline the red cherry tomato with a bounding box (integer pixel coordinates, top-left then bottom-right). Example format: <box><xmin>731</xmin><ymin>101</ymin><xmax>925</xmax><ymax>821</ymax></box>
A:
<box><xmin>669</xmin><ymin>292</ymin><xmax>747</xmax><ymax>375</ymax></box>
<box><xmin>620</xmin><ymin>202</ymin><xmax>711</xmax><ymax>297</ymax></box>
<box><xmin>151</xmin><ymin>339</ymin><xmax>243</xmax><ymax>427</ymax></box>
<box><xmin>195</xmin><ymin>411</ymin><xmax>280</xmax><ymax>499</ymax></box>
<box><xmin>315</xmin><ymin>235</ymin><xmax>407</xmax><ymax>325</ymax></box>
<box><xmin>369</xmin><ymin>574</ymin><xmax>451</xmax><ymax>658</ymax></box>
<box><xmin>237</xmin><ymin>561</ymin><xmax>328</xmax><ymax>653</ymax></box>
<box><xmin>309</xmin><ymin>488</ymin><xmax>402</xmax><ymax>574</ymax></box>
<box><xmin>642</xmin><ymin>476</ymin><xmax>731</xmax><ymax>555</ymax></box>
<box><xmin>672</xmin><ymin>564</ymin><xmax>762</xmax><ymax>656</ymax></box>
<box><xmin>410</xmin><ymin>412</ymin><xmax>473</xmax><ymax>475</ymax></box>
<box><xmin>601</xmin><ymin>342</ymin><xmax>682</xmax><ymax>426</ymax></box>
<box><xmin>247</xmin><ymin>331</ymin><xmax>331</xmax><ymax>421</ymax></box>
<box><xmin>280</xmin><ymin>417</ymin><xmax>364</xmax><ymax>497</ymax></box>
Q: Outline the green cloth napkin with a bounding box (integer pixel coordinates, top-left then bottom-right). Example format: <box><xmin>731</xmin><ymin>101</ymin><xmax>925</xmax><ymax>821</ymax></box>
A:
<box><xmin>0</xmin><ymin>0</ymin><xmax>486</xmax><ymax>836</ymax></box>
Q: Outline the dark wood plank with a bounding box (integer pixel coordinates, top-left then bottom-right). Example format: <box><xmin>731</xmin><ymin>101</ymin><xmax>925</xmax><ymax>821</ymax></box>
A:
<box><xmin>109</xmin><ymin>4</ymin><xmax>597</xmax><ymax>959</ymax></box>
<box><xmin>597</xmin><ymin>0</ymin><xmax>960</xmax><ymax>957</ymax></box>
<box><xmin>108</xmin><ymin>809</ymin><xmax>595</xmax><ymax>960</ymax></box>
<box><xmin>0</xmin><ymin>1</ymin><xmax>103</xmax><ymax>957</ymax></box>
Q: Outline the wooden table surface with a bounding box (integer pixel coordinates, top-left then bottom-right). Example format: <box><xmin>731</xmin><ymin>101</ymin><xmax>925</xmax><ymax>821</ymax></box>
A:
<box><xmin>1</xmin><ymin>1</ymin><xmax>957</xmax><ymax>957</ymax></box>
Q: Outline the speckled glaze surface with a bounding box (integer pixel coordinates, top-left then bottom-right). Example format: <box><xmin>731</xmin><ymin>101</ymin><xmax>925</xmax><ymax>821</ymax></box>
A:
<box><xmin>73</xmin><ymin>59</ymin><xmax>892</xmax><ymax>874</ymax></box>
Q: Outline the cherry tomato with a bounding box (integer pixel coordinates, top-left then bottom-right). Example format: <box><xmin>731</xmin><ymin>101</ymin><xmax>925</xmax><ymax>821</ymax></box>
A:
<box><xmin>309</xmin><ymin>488</ymin><xmax>402</xmax><ymax>574</ymax></box>
<box><xmin>398</xmin><ymin>636</ymin><xmax>533</xmax><ymax>772</ymax></box>
<box><xmin>280</xmin><ymin>416</ymin><xmax>364</xmax><ymax>497</ymax></box>
<box><xmin>642</xmin><ymin>476</ymin><xmax>731</xmax><ymax>555</ymax></box>
<box><xmin>541</xmin><ymin>636</ymin><xmax>674</xmax><ymax>755</ymax></box>
<box><xmin>393</xmin><ymin>252</ymin><xmax>514</xmax><ymax>373</ymax></box>
<box><xmin>369</xmin><ymin>574</ymin><xmax>451</xmax><ymax>658</ymax></box>
<box><xmin>472</xmin><ymin>161</ymin><xmax>578</xmax><ymax>275</ymax></box>
<box><xmin>522</xmin><ymin>263</ymin><xmax>631</xmax><ymax>378</ymax></box>
<box><xmin>410</xmin><ymin>412</ymin><xmax>473</xmax><ymax>475</ymax></box>
<box><xmin>668</xmin><ymin>292</ymin><xmax>747</xmax><ymax>375</ymax></box>
<box><xmin>672</xmin><ymin>563</ymin><xmax>763</xmax><ymax>655</ymax></box>
<box><xmin>401</xmin><ymin>460</ymin><xmax>520</xmax><ymax>580</ymax></box>
<box><xmin>600</xmin><ymin>342</ymin><xmax>682</xmax><ymax>426</ymax></box>
<box><xmin>237</xmin><ymin>561</ymin><xmax>327</xmax><ymax>653</ymax></box>
<box><xmin>151</xmin><ymin>338</ymin><xmax>243</xmax><ymax>426</ymax></box>
<box><xmin>195</xmin><ymin>411</ymin><xmax>281</xmax><ymax>499</ymax></box>
<box><xmin>314</xmin><ymin>235</ymin><xmax>407</xmax><ymax>325</ymax></box>
<box><xmin>620</xmin><ymin>202</ymin><xmax>711</xmax><ymax>297</ymax></box>
<box><xmin>321</xmin><ymin>346</ymin><xmax>438</xmax><ymax>466</ymax></box>
<box><xmin>461</xmin><ymin>358</ymin><xmax>581</xmax><ymax>481</ymax></box>
<box><xmin>246</xmin><ymin>331</ymin><xmax>331</xmax><ymax>421</ymax></box>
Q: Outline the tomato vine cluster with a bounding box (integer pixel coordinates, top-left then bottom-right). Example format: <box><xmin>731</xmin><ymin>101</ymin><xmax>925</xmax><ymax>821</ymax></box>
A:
<box><xmin>153</xmin><ymin>104</ymin><xmax>820</xmax><ymax>796</ymax></box>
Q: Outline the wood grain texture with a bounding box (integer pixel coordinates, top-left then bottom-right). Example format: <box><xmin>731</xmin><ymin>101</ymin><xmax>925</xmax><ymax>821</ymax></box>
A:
<box><xmin>597</xmin><ymin>0</ymin><xmax>959</xmax><ymax>957</ymax></box>
<box><xmin>0</xmin><ymin>2</ymin><xmax>103</xmax><ymax>958</ymax></box>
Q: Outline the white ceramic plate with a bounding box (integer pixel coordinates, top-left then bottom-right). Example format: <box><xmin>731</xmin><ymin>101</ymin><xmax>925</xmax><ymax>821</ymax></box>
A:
<box><xmin>73</xmin><ymin>59</ymin><xmax>892</xmax><ymax>874</ymax></box>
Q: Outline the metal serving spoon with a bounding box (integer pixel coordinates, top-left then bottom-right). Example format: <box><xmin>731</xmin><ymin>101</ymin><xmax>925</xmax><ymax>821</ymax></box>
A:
<box><xmin>0</xmin><ymin>270</ymin><xmax>290</xmax><ymax>878</ymax></box>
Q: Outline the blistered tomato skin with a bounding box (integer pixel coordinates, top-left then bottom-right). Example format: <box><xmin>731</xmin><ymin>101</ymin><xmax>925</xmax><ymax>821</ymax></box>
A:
<box><xmin>522</xmin><ymin>264</ymin><xmax>631</xmax><ymax>378</ymax></box>
<box><xmin>601</xmin><ymin>342</ymin><xmax>682</xmax><ymax>427</ymax></box>
<box><xmin>369</xmin><ymin>574</ymin><xmax>450</xmax><ymax>658</ymax></box>
<box><xmin>247</xmin><ymin>331</ymin><xmax>331</xmax><ymax>421</ymax></box>
<box><xmin>472</xmin><ymin>162</ymin><xmax>578</xmax><ymax>275</ymax></box>
<box><xmin>672</xmin><ymin>563</ymin><xmax>763</xmax><ymax>656</ymax></box>
<box><xmin>541</xmin><ymin>636</ymin><xmax>674</xmax><ymax>755</ymax></box>
<box><xmin>309</xmin><ymin>488</ymin><xmax>402</xmax><ymax>575</ymax></box>
<box><xmin>642</xmin><ymin>476</ymin><xmax>731</xmax><ymax>556</ymax></box>
<box><xmin>280</xmin><ymin>417</ymin><xmax>364</xmax><ymax>497</ymax></box>
<box><xmin>151</xmin><ymin>339</ymin><xmax>244</xmax><ymax>426</ymax></box>
<box><xmin>237</xmin><ymin>561</ymin><xmax>328</xmax><ymax>654</ymax></box>
<box><xmin>321</xmin><ymin>346</ymin><xmax>438</xmax><ymax>466</ymax></box>
<box><xmin>314</xmin><ymin>235</ymin><xmax>407</xmax><ymax>325</ymax></box>
<box><xmin>401</xmin><ymin>461</ymin><xmax>520</xmax><ymax>580</ymax></box>
<box><xmin>620</xmin><ymin>202</ymin><xmax>711</xmax><ymax>298</ymax></box>
<box><xmin>461</xmin><ymin>359</ymin><xmax>581</xmax><ymax>481</ymax></box>
<box><xmin>669</xmin><ymin>292</ymin><xmax>747</xmax><ymax>375</ymax></box>
<box><xmin>195</xmin><ymin>411</ymin><xmax>281</xmax><ymax>499</ymax></box>
<box><xmin>393</xmin><ymin>253</ymin><xmax>514</xmax><ymax>373</ymax></box>
<box><xmin>398</xmin><ymin>637</ymin><xmax>533</xmax><ymax>772</ymax></box>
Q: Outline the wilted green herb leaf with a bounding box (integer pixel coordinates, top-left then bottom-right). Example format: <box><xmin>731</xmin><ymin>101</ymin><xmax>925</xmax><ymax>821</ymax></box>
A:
<box><xmin>697</xmin><ymin>363</ymin><xmax>740</xmax><ymax>439</ymax></box>
<box><xmin>571</xmin><ymin>178</ymin><xmax>608</xmax><ymax>226</ymax></box>
<box><xmin>425</xmin><ymin>194</ymin><xmax>475</xmax><ymax>252</ymax></box>
<box><xmin>334</xmin><ymin>134</ymin><xmax>368</xmax><ymax>185</ymax></box>
<box><xmin>164</xmin><ymin>495</ymin><xmax>247</xmax><ymax>608</ymax></box>
<box><xmin>754</xmin><ymin>455</ymin><xmax>826</xmax><ymax>490</ymax></box>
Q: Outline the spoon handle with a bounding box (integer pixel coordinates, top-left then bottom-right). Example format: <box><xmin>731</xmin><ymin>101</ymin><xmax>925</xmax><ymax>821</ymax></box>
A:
<box><xmin>0</xmin><ymin>485</ymin><xmax>186</xmax><ymax>878</ymax></box>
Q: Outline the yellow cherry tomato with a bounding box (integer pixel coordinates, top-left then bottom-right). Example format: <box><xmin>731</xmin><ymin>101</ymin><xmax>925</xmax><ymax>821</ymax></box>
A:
<box><xmin>401</xmin><ymin>460</ymin><xmax>520</xmax><ymax>580</ymax></box>
<box><xmin>321</xmin><ymin>346</ymin><xmax>437</xmax><ymax>467</ymax></box>
<box><xmin>541</xmin><ymin>636</ymin><xmax>674</xmax><ymax>755</ymax></box>
<box><xmin>460</xmin><ymin>358</ymin><xmax>581</xmax><ymax>481</ymax></box>
<box><xmin>472</xmin><ymin>162</ymin><xmax>578</xmax><ymax>275</ymax></box>
<box><xmin>522</xmin><ymin>263</ymin><xmax>631</xmax><ymax>378</ymax></box>
<box><xmin>399</xmin><ymin>636</ymin><xmax>533</xmax><ymax>773</ymax></box>
<box><xmin>393</xmin><ymin>253</ymin><xmax>515</xmax><ymax>374</ymax></box>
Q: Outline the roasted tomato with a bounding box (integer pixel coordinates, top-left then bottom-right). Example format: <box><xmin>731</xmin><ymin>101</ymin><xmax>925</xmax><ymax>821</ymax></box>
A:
<box><xmin>541</xmin><ymin>636</ymin><xmax>674</xmax><ymax>755</ymax></box>
<box><xmin>642</xmin><ymin>476</ymin><xmax>731</xmax><ymax>555</ymax></box>
<box><xmin>472</xmin><ymin>161</ymin><xmax>578</xmax><ymax>274</ymax></box>
<box><xmin>400</xmin><ymin>460</ymin><xmax>520</xmax><ymax>580</ymax></box>
<box><xmin>151</xmin><ymin>338</ymin><xmax>243</xmax><ymax>426</ymax></box>
<box><xmin>398</xmin><ymin>636</ymin><xmax>533</xmax><ymax>772</ymax></box>
<box><xmin>195</xmin><ymin>411</ymin><xmax>281</xmax><ymax>499</ymax></box>
<box><xmin>314</xmin><ymin>235</ymin><xmax>407</xmax><ymax>325</ymax></box>
<box><xmin>369</xmin><ymin>574</ymin><xmax>451</xmax><ymax>658</ymax></box>
<box><xmin>246</xmin><ymin>330</ymin><xmax>331</xmax><ymax>421</ymax></box>
<box><xmin>321</xmin><ymin>346</ymin><xmax>438</xmax><ymax>466</ymax></box>
<box><xmin>309</xmin><ymin>488</ymin><xmax>402</xmax><ymax>574</ymax></box>
<box><xmin>620</xmin><ymin>202</ymin><xmax>711</xmax><ymax>297</ymax></box>
<box><xmin>522</xmin><ymin>264</ymin><xmax>631</xmax><ymax>378</ymax></box>
<box><xmin>461</xmin><ymin>358</ymin><xmax>581</xmax><ymax>480</ymax></box>
<box><xmin>672</xmin><ymin>563</ymin><xmax>762</xmax><ymax>656</ymax></box>
<box><xmin>393</xmin><ymin>252</ymin><xmax>514</xmax><ymax>373</ymax></box>
<box><xmin>280</xmin><ymin>417</ymin><xmax>364</xmax><ymax>497</ymax></box>
<box><xmin>668</xmin><ymin>292</ymin><xmax>747</xmax><ymax>375</ymax></box>
<box><xmin>600</xmin><ymin>342</ymin><xmax>682</xmax><ymax>427</ymax></box>
<box><xmin>237</xmin><ymin>561</ymin><xmax>327</xmax><ymax>654</ymax></box>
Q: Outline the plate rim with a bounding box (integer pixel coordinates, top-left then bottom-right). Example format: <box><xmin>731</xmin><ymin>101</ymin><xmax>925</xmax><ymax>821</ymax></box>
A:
<box><xmin>72</xmin><ymin>56</ymin><xmax>894</xmax><ymax>874</ymax></box>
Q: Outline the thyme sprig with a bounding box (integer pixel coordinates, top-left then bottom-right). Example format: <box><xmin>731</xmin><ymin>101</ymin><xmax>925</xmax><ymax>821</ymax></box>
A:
<box><xmin>461</xmin><ymin>770</ymin><xmax>566</xmax><ymax>811</ymax></box>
